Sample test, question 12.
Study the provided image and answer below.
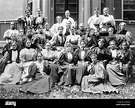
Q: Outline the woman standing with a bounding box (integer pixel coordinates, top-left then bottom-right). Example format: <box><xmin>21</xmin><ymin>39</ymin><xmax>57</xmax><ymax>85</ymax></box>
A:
<box><xmin>20</xmin><ymin>52</ymin><xmax>53</xmax><ymax>94</ymax></box>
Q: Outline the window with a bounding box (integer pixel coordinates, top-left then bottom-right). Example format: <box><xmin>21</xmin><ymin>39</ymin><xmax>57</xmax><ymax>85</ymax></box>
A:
<box><xmin>54</xmin><ymin>0</ymin><xmax>78</xmax><ymax>23</ymax></box>
<box><xmin>123</xmin><ymin>0</ymin><xmax>135</xmax><ymax>20</ymax></box>
<box><xmin>101</xmin><ymin>0</ymin><xmax>135</xmax><ymax>20</ymax></box>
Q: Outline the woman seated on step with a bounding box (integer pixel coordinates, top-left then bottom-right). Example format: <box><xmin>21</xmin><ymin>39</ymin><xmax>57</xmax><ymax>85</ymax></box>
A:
<box><xmin>20</xmin><ymin>52</ymin><xmax>53</xmax><ymax>94</ymax></box>
<box><xmin>81</xmin><ymin>53</ymin><xmax>118</xmax><ymax>94</ymax></box>
<box><xmin>0</xmin><ymin>41</ymin><xmax>22</xmax><ymax>85</ymax></box>
<box><xmin>106</xmin><ymin>41</ymin><xmax>133</xmax><ymax>86</ymax></box>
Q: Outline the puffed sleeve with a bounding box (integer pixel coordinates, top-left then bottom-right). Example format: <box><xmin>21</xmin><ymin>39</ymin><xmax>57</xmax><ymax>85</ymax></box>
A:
<box><xmin>110</xmin><ymin>15</ymin><xmax>116</xmax><ymax>26</ymax></box>
<box><xmin>19</xmin><ymin>49</ymin><xmax>26</xmax><ymax>62</ymax></box>
<box><xmin>3</xmin><ymin>30</ymin><xmax>10</xmax><ymax>39</ymax></box>
<box><xmin>49</xmin><ymin>35</ymin><xmax>57</xmax><ymax>46</ymax></box>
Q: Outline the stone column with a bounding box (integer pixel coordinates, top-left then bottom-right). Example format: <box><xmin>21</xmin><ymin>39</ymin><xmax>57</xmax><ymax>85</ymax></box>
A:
<box><xmin>79</xmin><ymin>0</ymin><xmax>84</xmax><ymax>24</ymax></box>
<box><xmin>43</xmin><ymin>0</ymin><xmax>49</xmax><ymax>19</ymax></box>
<box><xmin>84</xmin><ymin>0</ymin><xmax>91</xmax><ymax>28</ymax></box>
<box><xmin>32</xmin><ymin>0</ymin><xmax>40</xmax><ymax>16</ymax></box>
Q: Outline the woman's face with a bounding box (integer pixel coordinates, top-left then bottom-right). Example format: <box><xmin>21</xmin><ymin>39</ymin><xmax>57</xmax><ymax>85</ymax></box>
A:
<box><xmin>98</xmin><ymin>41</ymin><xmax>104</xmax><ymax>48</ymax></box>
<box><xmin>66</xmin><ymin>45</ymin><xmax>72</xmax><ymax>52</ymax></box>
<box><xmin>12</xmin><ymin>43</ymin><xmax>17</xmax><ymax>50</ymax></box>
<box><xmin>66</xmin><ymin>21</ymin><xmax>71</xmax><ymax>28</ymax></box>
<box><xmin>94</xmin><ymin>30</ymin><xmax>99</xmax><ymax>36</ymax></box>
<box><xmin>94</xmin><ymin>9</ymin><xmax>99</xmax><ymax>15</ymax></box>
<box><xmin>80</xmin><ymin>41</ymin><xmax>86</xmax><ymax>49</ymax></box>
<box><xmin>58</xmin><ymin>28</ymin><xmax>64</xmax><ymax>34</ymax></box>
<box><xmin>120</xmin><ymin>25</ymin><xmax>125</xmax><ymax>30</ymax></box>
<box><xmin>110</xmin><ymin>41</ymin><xmax>116</xmax><ymax>49</ymax></box>
<box><xmin>26</xmin><ymin>11</ymin><xmax>31</xmax><ymax>16</ymax></box>
<box><xmin>121</xmin><ymin>42</ymin><xmax>127</xmax><ymax>50</ymax></box>
<box><xmin>25</xmin><ymin>40</ymin><xmax>31</xmax><ymax>48</ymax></box>
<box><xmin>37</xmin><ymin>53</ymin><xmax>43</xmax><ymax>61</ymax></box>
<box><xmin>56</xmin><ymin>17</ymin><xmax>62</xmax><ymax>23</ymax></box>
<box><xmin>103</xmin><ymin>8</ymin><xmax>109</xmax><ymax>15</ymax></box>
<box><xmin>108</xmin><ymin>28</ymin><xmax>114</xmax><ymax>36</ymax></box>
<box><xmin>91</xmin><ymin>56</ymin><xmax>97</xmax><ymax>63</ymax></box>
<box><xmin>45</xmin><ymin>44</ymin><xmax>51</xmax><ymax>50</ymax></box>
<box><xmin>70</xmin><ymin>28</ymin><xmax>75</xmax><ymax>34</ymax></box>
<box><xmin>85</xmin><ymin>29</ymin><xmax>90</xmax><ymax>35</ymax></box>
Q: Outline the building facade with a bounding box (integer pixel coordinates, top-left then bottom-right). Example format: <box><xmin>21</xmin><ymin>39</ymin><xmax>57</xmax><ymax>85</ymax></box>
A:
<box><xmin>0</xmin><ymin>0</ymin><xmax>135</xmax><ymax>40</ymax></box>
<box><xmin>29</xmin><ymin>0</ymin><xmax>135</xmax><ymax>41</ymax></box>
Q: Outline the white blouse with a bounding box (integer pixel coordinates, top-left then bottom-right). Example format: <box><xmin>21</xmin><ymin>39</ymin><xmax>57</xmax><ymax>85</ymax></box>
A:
<box><xmin>35</xmin><ymin>61</ymin><xmax>44</xmax><ymax>73</ymax></box>
<box><xmin>12</xmin><ymin>50</ymin><xmax>18</xmax><ymax>62</ymax></box>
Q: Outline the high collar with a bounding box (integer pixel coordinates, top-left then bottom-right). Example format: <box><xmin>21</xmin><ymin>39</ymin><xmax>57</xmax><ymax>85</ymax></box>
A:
<box><xmin>104</xmin><ymin>14</ymin><xmax>109</xmax><ymax>17</ymax></box>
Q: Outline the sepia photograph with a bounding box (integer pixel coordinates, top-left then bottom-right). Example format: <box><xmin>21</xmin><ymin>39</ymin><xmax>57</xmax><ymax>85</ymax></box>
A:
<box><xmin>0</xmin><ymin>0</ymin><xmax>135</xmax><ymax>107</ymax></box>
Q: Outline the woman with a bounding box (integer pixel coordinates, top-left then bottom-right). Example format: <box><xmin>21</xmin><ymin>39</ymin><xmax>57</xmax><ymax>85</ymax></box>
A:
<box><xmin>74</xmin><ymin>40</ymin><xmax>91</xmax><ymax>85</ymax></box>
<box><xmin>106</xmin><ymin>40</ymin><xmax>125</xmax><ymax>86</ymax></box>
<box><xmin>41</xmin><ymin>42</ymin><xmax>60</xmax><ymax>84</ymax></box>
<box><xmin>33</xmin><ymin>9</ymin><xmax>46</xmax><ymax>31</ymax></box>
<box><xmin>81</xmin><ymin>54</ymin><xmax>118</xmax><ymax>94</ymax></box>
<box><xmin>57</xmin><ymin>42</ymin><xmax>77</xmax><ymax>86</ymax></box>
<box><xmin>88</xmin><ymin>8</ymin><xmax>102</xmax><ymax>30</ymax></box>
<box><xmin>50</xmin><ymin>16</ymin><xmax>64</xmax><ymax>37</ymax></box>
<box><xmin>50</xmin><ymin>26</ymin><xmax>66</xmax><ymax>49</ymax></box>
<box><xmin>99</xmin><ymin>7</ymin><xmax>116</xmax><ymax>36</ymax></box>
<box><xmin>92</xmin><ymin>39</ymin><xmax>110</xmax><ymax>66</ymax></box>
<box><xmin>106</xmin><ymin>41</ymin><xmax>133</xmax><ymax>86</ymax></box>
<box><xmin>20</xmin><ymin>52</ymin><xmax>53</xmax><ymax>94</ymax></box>
<box><xmin>81</xmin><ymin>28</ymin><xmax>94</xmax><ymax>48</ymax></box>
<box><xmin>65</xmin><ymin>26</ymin><xmax>81</xmax><ymax>46</ymax></box>
<box><xmin>119</xmin><ymin>42</ymin><xmax>133</xmax><ymax>79</ymax></box>
<box><xmin>19</xmin><ymin>39</ymin><xmax>37</xmax><ymax>84</ymax></box>
<box><xmin>0</xmin><ymin>41</ymin><xmax>22</xmax><ymax>84</ymax></box>
<box><xmin>43</xmin><ymin>23</ymin><xmax>52</xmax><ymax>42</ymax></box>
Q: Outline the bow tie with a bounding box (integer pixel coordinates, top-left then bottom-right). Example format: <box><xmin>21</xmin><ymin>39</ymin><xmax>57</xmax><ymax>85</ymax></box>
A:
<box><xmin>104</xmin><ymin>15</ymin><xmax>109</xmax><ymax>17</ymax></box>
<box><xmin>66</xmin><ymin>18</ymin><xmax>69</xmax><ymax>20</ymax></box>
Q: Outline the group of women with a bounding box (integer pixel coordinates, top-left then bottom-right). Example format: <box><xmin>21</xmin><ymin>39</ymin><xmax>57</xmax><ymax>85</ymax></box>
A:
<box><xmin>0</xmin><ymin>7</ymin><xmax>133</xmax><ymax>94</ymax></box>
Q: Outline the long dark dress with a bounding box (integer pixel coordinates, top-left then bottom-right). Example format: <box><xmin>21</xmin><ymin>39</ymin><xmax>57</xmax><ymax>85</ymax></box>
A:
<box><xmin>57</xmin><ymin>51</ymin><xmax>77</xmax><ymax>86</ymax></box>
<box><xmin>92</xmin><ymin>47</ymin><xmax>111</xmax><ymax>66</ymax></box>
<box><xmin>20</xmin><ymin>61</ymin><xmax>53</xmax><ymax>94</ymax></box>
<box><xmin>74</xmin><ymin>48</ymin><xmax>91</xmax><ymax>84</ymax></box>
<box><xmin>106</xmin><ymin>48</ymin><xmax>131</xmax><ymax>86</ymax></box>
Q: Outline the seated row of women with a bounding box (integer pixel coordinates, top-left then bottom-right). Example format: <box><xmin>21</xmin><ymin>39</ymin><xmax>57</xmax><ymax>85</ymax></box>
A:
<box><xmin>0</xmin><ymin>34</ymin><xmax>133</xmax><ymax>94</ymax></box>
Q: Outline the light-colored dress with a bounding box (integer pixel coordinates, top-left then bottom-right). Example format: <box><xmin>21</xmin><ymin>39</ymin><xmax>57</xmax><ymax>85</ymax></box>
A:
<box><xmin>81</xmin><ymin>61</ymin><xmax>118</xmax><ymax>94</ymax></box>
<box><xmin>3</xmin><ymin>29</ymin><xmax>19</xmax><ymax>39</ymax></box>
<box><xmin>88</xmin><ymin>15</ymin><xmax>102</xmax><ymax>30</ymax></box>
<box><xmin>50</xmin><ymin>23</ymin><xmax>64</xmax><ymax>37</ymax></box>
<box><xmin>66</xmin><ymin>34</ymin><xmax>81</xmax><ymax>46</ymax></box>
<box><xmin>62</xmin><ymin>17</ymin><xmax>75</xmax><ymax>27</ymax></box>
<box><xmin>100</xmin><ymin>14</ymin><xmax>116</xmax><ymax>31</ymax></box>
<box><xmin>19</xmin><ymin>48</ymin><xmax>37</xmax><ymax>81</ymax></box>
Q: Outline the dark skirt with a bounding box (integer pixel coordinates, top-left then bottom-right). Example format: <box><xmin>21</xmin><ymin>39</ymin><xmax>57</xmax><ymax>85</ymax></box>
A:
<box><xmin>58</xmin><ymin>65</ymin><xmax>77</xmax><ymax>86</ymax></box>
<box><xmin>20</xmin><ymin>74</ymin><xmax>53</xmax><ymax>94</ymax></box>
